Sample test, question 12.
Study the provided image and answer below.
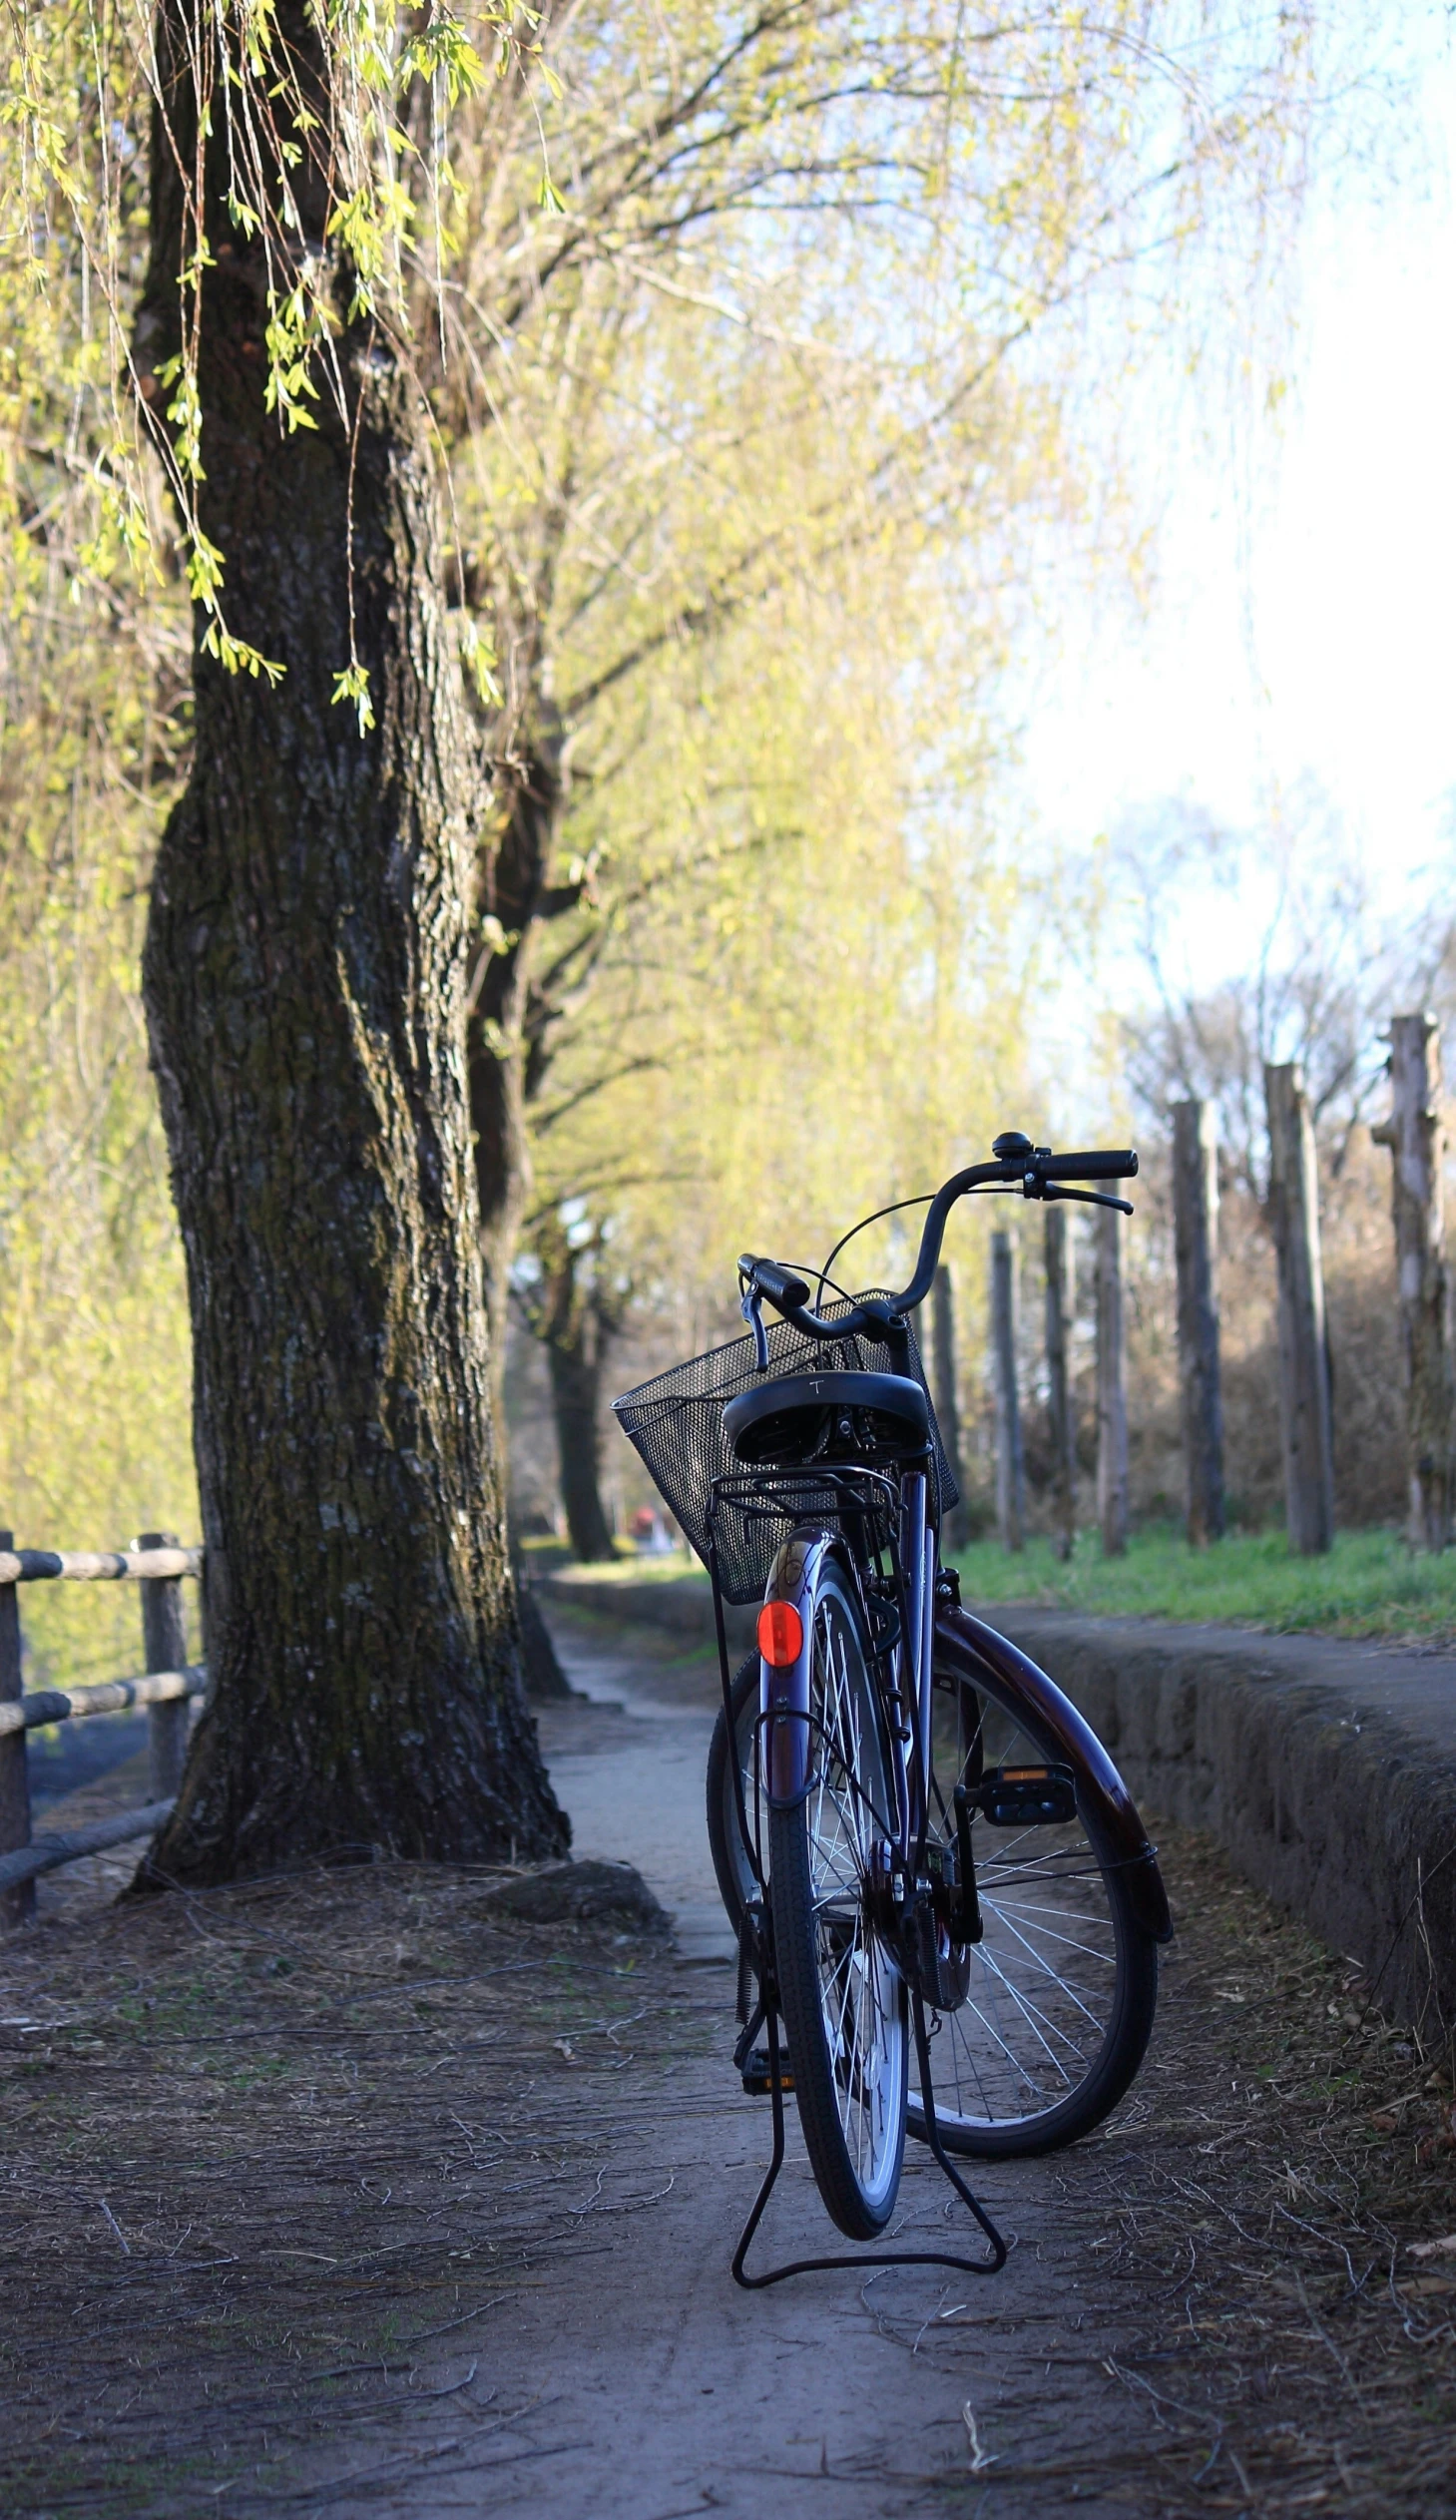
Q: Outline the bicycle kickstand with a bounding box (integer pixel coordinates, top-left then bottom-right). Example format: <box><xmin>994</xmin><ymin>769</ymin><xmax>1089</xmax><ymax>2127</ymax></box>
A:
<box><xmin>730</xmin><ymin>1982</ymin><xmax>1008</xmax><ymax>2289</ymax></box>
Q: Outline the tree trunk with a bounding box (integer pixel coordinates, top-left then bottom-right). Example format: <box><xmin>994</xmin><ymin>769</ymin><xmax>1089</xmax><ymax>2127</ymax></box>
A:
<box><xmin>1095</xmin><ymin>1205</ymin><xmax>1129</xmax><ymax>1557</ymax></box>
<box><xmin>989</xmin><ymin>1231</ymin><xmax>1025</xmax><ymax>1552</ymax></box>
<box><xmin>1372</xmin><ymin>1013</ymin><xmax>1456</xmax><ymax>1551</ymax></box>
<box><xmin>930</xmin><ymin>1265</ymin><xmax>971</xmax><ymax>1551</ymax></box>
<box><xmin>1044</xmin><ymin>1207</ymin><xmax>1077</xmax><ymax>1562</ymax></box>
<box><xmin>1172</xmin><ymin>1100</ymin><xmax>1225</xmax><ymax>1546</ymax></box>
<box><xmin>133</xmin><ymin>5</ymin><xmax>567</xmax><ymax>1882</ymax></box>
<box><xmin>549</xmin><ymin>1335</ymin><xmax>616</xmax><ymax>1563</ymax></box>
<box><xmin>532</xmin><ymin>1220</ymin><xmax>617</xmax><ymax>1562</ymax></box>
<box><xmin>467</xmin><ymin>736</ymin><xmax>566</xmax><ymax>1392</ymax></box>
<box><xmin>515</xmin><ymin>1571</ymin><xmax>575</xmax><ymax>1702</ymax></box>
<box><xmin>1264</xmin><ymin>1063</ymin><xmax>1335</xmax><ymax>1557</ymax></box>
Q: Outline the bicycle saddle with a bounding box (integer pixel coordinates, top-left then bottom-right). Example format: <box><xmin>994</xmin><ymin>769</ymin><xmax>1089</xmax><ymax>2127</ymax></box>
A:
<box><xmin>723</xmin><ymin>1370</ymin><xmax>930</xmax><ymax>1467</ymax></box>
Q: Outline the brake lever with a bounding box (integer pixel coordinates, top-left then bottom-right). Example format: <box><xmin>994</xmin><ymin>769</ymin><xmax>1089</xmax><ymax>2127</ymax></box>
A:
<box><xmin>1039</xmin><ymin>1184</ymin><xmax>1134</xmax><ymax>1216</ymax></box>
<box><xmin>739</xmin><ymin>1281</ymin><xmax>770</xmax><ymax>1370</ymax></box>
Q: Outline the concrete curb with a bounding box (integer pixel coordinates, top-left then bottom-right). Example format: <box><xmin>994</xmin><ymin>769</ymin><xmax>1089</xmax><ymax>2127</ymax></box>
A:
<box><xmin>542</xmin><ymin>1567</ymin><xmax>1456</xmax><ymax>2035</ymax></box>
<box><xmin>538</xmin><ymin>1570</ymin><xmax>756</xmax><ymax>1654</ymax></box>
<box><xmin>986</xmin><ymin>1609</ymin><xmax>1456</xmax><ymax>2042</ymax></box>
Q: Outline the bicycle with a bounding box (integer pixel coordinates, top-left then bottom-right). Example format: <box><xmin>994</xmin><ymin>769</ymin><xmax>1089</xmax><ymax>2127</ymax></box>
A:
<box><xmin>613</xmin><ymin>1131</ymin><xmax>1172</xmax><ymax>2283</ymax></box>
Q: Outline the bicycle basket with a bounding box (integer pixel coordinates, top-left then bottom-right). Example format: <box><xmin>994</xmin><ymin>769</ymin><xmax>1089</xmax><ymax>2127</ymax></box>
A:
<box><xmin>612</xmin><ymin>1293</ymin><xmax>959</xmax><ymax>1605</ymax></box>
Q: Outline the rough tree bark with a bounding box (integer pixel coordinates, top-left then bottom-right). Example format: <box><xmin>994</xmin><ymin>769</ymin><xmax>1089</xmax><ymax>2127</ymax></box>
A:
<box><xmin>1172</xmin><ymin>1100</ymin><xmax>1225</xmax><ymax>1547</ymax></box>
<box><xmin>1372</xmin><ymin>1013</ymin><xmax>1456</xmax><ymax>1552</ymax></box>
<box><xmin>1095</xmin><ymin>1205</ymin><xmax>1129</xmax><ymax>1557</ymax></box>
<box><xmin>133</xmin><ymin>4</ymin><xmax>567</xmax><ymax>1881</ymax></box>
<box><xmin>1043</xmin><ymin>1207</ymin><xmax>1077</xmax><ymax>1563</ymax></box>
<box><xmin>1264</xmin><ymin>1062</ymin><xmax>1335</xmax><ymax>1557</ymax></box>
<box><xmin>989</xmin><ymin>1231</ymin><xmax>1025</xmax><ymax>1553</ymax></box>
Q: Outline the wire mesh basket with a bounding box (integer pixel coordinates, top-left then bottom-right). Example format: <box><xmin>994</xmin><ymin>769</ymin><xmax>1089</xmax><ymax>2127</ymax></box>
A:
<box><xmin>612</xmin><ymin>1293</ymin><xmax>960</xmax><ymax>1605</ymax></box>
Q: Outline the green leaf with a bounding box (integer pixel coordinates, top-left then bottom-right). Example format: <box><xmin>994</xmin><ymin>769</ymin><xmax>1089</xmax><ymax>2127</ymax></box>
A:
<box><xmin>330</xmin><ymin>662</ymin><xmax>376</xmax><ymax>738</ymax></box>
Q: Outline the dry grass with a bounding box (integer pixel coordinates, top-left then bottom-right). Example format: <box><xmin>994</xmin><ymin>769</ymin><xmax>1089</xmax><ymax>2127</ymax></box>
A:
<box><xmin>1024</xmin><ymin>1829</ymin><xmax>1456</xmax><ymax>2514</ymax></box>
<box><xmin>0</xmin><ymin>1861</ymin><xmax>711</xmax><ymax>2516</ymax></box>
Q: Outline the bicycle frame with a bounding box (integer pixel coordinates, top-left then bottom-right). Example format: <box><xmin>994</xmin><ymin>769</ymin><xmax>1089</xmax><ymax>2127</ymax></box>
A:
<box><xmin>677</xmin><ymin>1132</ymin><xmax>1167</xmax><ymax>2284</ymax></box>
<box><xmin>744</xmin><ymin>1476</ymin><xmax>1173</xmax><ymax>1946</ymax></box>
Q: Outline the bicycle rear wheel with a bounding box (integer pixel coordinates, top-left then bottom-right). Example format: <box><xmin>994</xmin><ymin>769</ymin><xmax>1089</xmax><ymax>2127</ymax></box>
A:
<box><xmin>706</xmin><ymin>1650</ymin><xmax>759</xmax><ymax>1930</ymax></box>
<box><xmin>908</xmin><ymin>1659</ymin><xmax>1158</xmax><ymax>2158</ymax></box>
<box><xmin>767</xmin><ymin>1555</ymin><xmax>906</xmax><ymax>2240</ymax></box>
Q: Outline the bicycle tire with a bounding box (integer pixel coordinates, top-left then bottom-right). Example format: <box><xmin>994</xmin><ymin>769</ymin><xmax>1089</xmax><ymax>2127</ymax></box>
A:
<box><xmin>713</xmin><ymin>1620</ymin><xmax>1158</xmax><ymax>2158</ymax></box>
<box><xmin>706</xmin><ymin>1650</ymin><xmax>759</xmax><ymax>1932</ymax></box>
<box><xmin>767</xmin><ymin>1555</ymin><xmax>906</xmax><ymax>2240</ymax></box>
<box><xmin>907</xmin><ymin>1657</ymin><xmax>1158</xmax><ymax>2159</ymax></box>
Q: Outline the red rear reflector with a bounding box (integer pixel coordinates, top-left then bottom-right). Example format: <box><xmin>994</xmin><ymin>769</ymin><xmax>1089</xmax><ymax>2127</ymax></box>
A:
<box><xmin>757</xmin><ymin>1601</ymin><xmax>804</xmax><ymax>1666</ymax></box>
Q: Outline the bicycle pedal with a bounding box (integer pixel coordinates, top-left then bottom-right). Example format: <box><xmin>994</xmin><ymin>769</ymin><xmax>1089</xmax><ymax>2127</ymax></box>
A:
<box><xmin>740</xmin><ymin>2048</ymin><xmax>794</xmax><ymax>2096</ymax></box>
<box><xmin>978</xmin><ymin>1763</ymin><xmax>1078</xmax><ymax>1826</ymax></box>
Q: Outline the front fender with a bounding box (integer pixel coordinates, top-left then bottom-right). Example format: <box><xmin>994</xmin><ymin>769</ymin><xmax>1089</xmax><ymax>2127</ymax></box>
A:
<box><xmin>934</xmin><ymin>1603</ymin><xmax>1174</xmax><ymax>1945</ymax></box>
<box><xmin>758</xmin><ymin>1529</ymin><xmax>840</xmax><ymax>1805</ymax></box>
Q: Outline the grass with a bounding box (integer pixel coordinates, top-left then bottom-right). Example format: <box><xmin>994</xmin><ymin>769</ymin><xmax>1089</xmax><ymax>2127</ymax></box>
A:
<box><xmin>536</xmin><ymin>1518</ymin><xmax>1456</xmax><ymax>1641</ymax></box>
<box><xmin>530</xmin><ymin>1543</ymin><xmax>701</xmax><ymax>1585</ymax></box>
<box><xmin>948</xmin><ymin>1519</ymin><xmax>1456</xmax><ymax>1640</ymax></box>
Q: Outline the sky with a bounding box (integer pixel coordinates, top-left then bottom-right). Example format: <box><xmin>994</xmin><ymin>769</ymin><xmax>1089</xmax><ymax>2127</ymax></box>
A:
<box><xmin>1015</xmin><ymin>29</ymin><xmax>1456</xmax><ymax>998</ymax></box>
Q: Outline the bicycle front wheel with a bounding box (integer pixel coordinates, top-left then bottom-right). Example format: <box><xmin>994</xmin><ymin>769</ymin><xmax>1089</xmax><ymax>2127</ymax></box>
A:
<box><xmin>767</xmin><ymin>1556</ymin><xmax>906</xmax><ymax>2240</ymax></box>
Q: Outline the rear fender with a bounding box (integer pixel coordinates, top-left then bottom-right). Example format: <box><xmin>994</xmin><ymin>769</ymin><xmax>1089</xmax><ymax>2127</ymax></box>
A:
<box><xmin>934</xmin><ymin>1604</ymin><xmax>1174</xmax><ymax>1944</ymax></box>
<box><xmin>758</xmin><ymin>1529</ymin><xmax>840</xmax><ymax>1807</ymax></box>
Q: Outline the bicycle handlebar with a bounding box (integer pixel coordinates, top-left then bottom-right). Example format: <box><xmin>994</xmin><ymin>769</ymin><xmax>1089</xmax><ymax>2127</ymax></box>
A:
<box><xmin>736</xmin><ymin>1256</ymin><xmax>811</xmax><ymax>1311</ymax></box>
<box><xmin>738</xmin><ymin>1133</ymin><xmax>1138</xmax><ymax>1347</ymax></box>
<box><xmin>1036</xmin><ymin>1149</ymin><xmax>1138</xmax><ymax>1182</ymax></box>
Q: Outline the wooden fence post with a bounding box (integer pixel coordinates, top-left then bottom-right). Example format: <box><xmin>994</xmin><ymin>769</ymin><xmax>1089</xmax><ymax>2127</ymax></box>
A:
<box><xmin>1173</xmin><ymin>1099</ymin><xmax>1225</xmax><ymax>1546</ymax></box>
<box><xmin>989</xmin><ymin>1230</ymin><xmax>1025</xmax><ymax>1552</ymax></box>
<box><xmin>139</xmin><ymin>1530</ymin><xmax>190</xmax><ymax>1798</ymax></box>
<box><xmin>0</xmin><ymin>1530</ymin><xmax>33</xmax><ymax>1926</ymax></box>
<box><xmin>1096</xmin><ymin>1205</ymin><xmax>1129</xmax><ymax>1556</ymax></box>
<box><xmin>931</xmin><ymin>1264</ymin><xmax>971</xmax><ymax>1551</ymax></box>
<box><xmin>1372</xmin><ymin>1013</ymin><xmax>1456</xmax><ymax>1551</ymax></box>
<box><xmin>1044</xmin><ymin>1206</ymin><xmax>1077</xmax><ymax>1561</ymax></box>
<box><xmin>1264</xmin><ymin>1062</ymin><xmax>1335</xmax><ymax>1555</ymax></box>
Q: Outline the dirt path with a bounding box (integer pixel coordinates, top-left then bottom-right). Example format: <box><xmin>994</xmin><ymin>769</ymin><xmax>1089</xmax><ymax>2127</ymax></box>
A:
<box><xmin>4</xmin><ymin>1613</ymin><xmax>1456</xmax><ymax>2515</ymax></box>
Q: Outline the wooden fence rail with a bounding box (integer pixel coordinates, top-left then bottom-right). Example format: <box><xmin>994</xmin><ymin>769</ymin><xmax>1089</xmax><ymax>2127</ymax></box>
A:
<box><xmin>0</xmin><ymin>1529</ymin><xmax>205</xmax><ymax>1926</ymax></box>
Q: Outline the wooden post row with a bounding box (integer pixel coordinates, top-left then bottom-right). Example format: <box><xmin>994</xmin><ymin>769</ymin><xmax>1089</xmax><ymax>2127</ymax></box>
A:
<box><xmin>1264</xmin><ymin>1062</ymin><xmax>1335</xmax><ymax>1556</ymax></box>
<box><xmin>1172</xmin><ymin>1100</ymin><xmax>1225</xmax><ymax>1546</ymax></box>
<box><xmin>1372</xmin><ymin>1013</ymin><xmax>1456</xmax><ymax>1552</ymax></box>
<box><xmin>1044</xmin><ymin>1206</ymin><xmax>1076</xmax><ymax>1562</ymax></box>
<box><xmin>989</xmin><ymin>1230</ymin><xmax>1025</xmax><ymax>1552</ymax></box>
<box><xmin>139</xmin><ymin>1530</ymin><xmax>190</xmax><ymax>1798</ymax></box>
<box><xmin>1095</xmin><ymin>1206</ymin><xmax>1129</xmax><ymax>1556</ymax></box>
<box><xmin>930</xmin><ymin>1265</ymin><xmax>971</xmax><ymax>1553</ymax></box>
<box><xmin>0</xmin><ymin>1530</ymin><xmax>32</xmax><ymax>1927</ymax></box>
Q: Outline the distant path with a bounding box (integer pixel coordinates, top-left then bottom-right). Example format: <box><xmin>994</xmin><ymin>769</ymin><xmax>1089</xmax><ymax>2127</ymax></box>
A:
<box><xmin>534</xmin><ymin>1603</ymin><xmax>736</xmax><ymax>1961</ymax></box>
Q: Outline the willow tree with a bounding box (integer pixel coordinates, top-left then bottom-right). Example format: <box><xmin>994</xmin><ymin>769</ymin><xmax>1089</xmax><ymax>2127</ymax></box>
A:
<box><xmin>0</xmin><ymin>202</ymin><xmax>196</xmax><ymax>1695</ymax></box>
<box><xmin>0</xmin><ymin>0</ymin><xmax>1330</xmax><ymax>1864</ymax></box>
<box><xmin>3</xmin><ymin>3</ymin><xmax>568</xmax><ymax>1876</ymax></box>
<box><xmin>419</xmin><ymin>0</ymin><xmax>1325</xmax><ymax>1365</ymax></box>
<box><xmin>421</xmin><ymin>3</ymin><xmax>1326</xmax><ymax>1531</ymax></box>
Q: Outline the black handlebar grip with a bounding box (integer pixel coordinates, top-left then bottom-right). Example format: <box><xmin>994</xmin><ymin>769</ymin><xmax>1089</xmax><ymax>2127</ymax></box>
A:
<box><xmin>738</xmin><ymin>1254</ymin><xmax>812</xmax><ymax>1310</ymax></box>
<box><xmin>1038</xmin><ymin>1149</ymin><xmax>1139</xmax><ymax>1183</ymax></box>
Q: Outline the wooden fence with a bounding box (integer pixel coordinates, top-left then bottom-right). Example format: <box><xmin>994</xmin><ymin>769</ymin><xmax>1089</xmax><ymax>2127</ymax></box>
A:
<box><xmin>0</xmin><ymin>1531</ymin><xmax>205</xmax><ymax>1926</ymax></box>
<box><xmin>964</xmin><ymin>1020</ymin><xmax>1456</xmax><ymax>1560</ymax></box>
